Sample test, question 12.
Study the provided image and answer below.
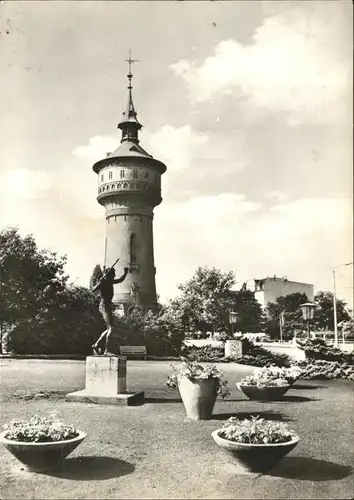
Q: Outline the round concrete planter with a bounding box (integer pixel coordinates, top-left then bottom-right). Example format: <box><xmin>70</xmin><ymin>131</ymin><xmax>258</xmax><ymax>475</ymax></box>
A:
<box><xmin>178</xmin><ymin>377</ymin><xmax>218</xmax><ymax>420</ymax></box>
<box><xmin>211</xmin><ymin>429</ymin><xmax>299</xmax><ymax>473</ymax></box>
<box><xmin>0</xmin><ymin>430</ymin><xmax>87</xmax><ymax>472</ymax></box>
<box><xmin>236</xmin><ymin>383</ymin><xmax>290</xmax><ymax>401</ymax></box>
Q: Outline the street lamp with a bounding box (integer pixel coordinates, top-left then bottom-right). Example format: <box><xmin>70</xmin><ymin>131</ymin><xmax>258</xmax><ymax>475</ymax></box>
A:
<box><xmin>333</xmin><ymin>262</ymin><xmax>353</xmax><ymax>348</ymax></box>
<box><xmin>229</xmin><ymin>311</ymin><xmax>238</xmax><ymax>337</ymax></box>
<box><xmin>300</xmin><ymin>302</ymin><xmax>317</xmax><ymax>338</ymax></box>
<box><xmin>279</xmin><ymin>312</ymin><xmax>285</xmax><ymax>342</ymax></box>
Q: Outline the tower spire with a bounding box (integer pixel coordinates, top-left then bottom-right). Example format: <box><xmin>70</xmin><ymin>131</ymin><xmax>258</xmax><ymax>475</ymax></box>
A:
<box><xmin>118</xmin><ymin>50</ymin><xmax>142</xmax><ymax>143</ymax></box>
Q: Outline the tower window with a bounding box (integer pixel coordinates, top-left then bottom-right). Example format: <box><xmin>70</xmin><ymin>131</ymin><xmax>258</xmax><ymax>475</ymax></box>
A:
<box><xmin>109</xmin><ymin>171</ymin><xmax>113</xmax><ymax>180</ymax></box>
<box><xmin>120</xmin><ymin>170</ymin><xmax>125</xmax><ymax>179</ymax></box>
<box><xmin>101</xmin><ymin>174</ymin><xmax>104</xmax><ymax>182</ymax></box>
<box><xmin>130</xmin><ymin>233</ymin><xmax>137</xmax><ymax>264</ymax></box>
<box><xmin>133</xmin><ymin>170</ymin><xmax>138</xmax><ymax>179</ymax></box>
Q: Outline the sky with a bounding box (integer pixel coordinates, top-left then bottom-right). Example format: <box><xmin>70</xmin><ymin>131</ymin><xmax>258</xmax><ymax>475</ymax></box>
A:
<box><xmin>0</xmin><ymin>0</ymin><xmax>353</xmax><ymax>310</ymax></box>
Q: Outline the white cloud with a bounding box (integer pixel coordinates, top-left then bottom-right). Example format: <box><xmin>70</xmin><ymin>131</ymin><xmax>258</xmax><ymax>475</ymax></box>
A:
<box><xmin>170</xmin><ymin>8</ymin><xmax>351</xmax><ymax>124</ymax></box>
<box><xmin>146</xmin><ymin>125</ymin><xmax>209</xmax><ymax>171</ymax></box>
<box><xmin>2</xmin><ymin>168</ymin><xmax>52</xmax><ymax>200</ymax></box>
<box><xmin>72</xmin><ymin>135</ymin><xmax>118</xmax><ymax>163</ymax></box>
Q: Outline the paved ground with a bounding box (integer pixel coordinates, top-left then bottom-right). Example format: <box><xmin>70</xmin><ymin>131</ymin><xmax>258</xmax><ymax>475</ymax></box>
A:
<box><xmin>0</xmin><ymin>359</ymin><xmax>353</xmax><ymax>499</ymax></box>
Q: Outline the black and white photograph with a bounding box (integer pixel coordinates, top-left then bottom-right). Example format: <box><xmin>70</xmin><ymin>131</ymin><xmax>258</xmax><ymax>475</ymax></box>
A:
<box><xmin>0</xmin><ymin>1</ymin><xmax>353</xmax><ymax>498</ymax></box>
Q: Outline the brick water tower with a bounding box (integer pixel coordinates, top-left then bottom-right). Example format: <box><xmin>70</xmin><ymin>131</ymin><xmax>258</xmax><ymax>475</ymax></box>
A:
<box><xmin>92</xmin><ymin>55</ymin><xmax>166</xmax><ymax>310</ymax></box>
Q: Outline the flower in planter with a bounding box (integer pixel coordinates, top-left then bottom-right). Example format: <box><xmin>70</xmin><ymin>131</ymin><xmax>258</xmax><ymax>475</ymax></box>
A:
<box><xmin>239</xmin><ymin>369</ymin><xmax>289</xmax><ymax>387</ymax></box>
<box><xmin>166</xmin><ymin>361</ymin><xmax>230</xmax><ymax>399</ymax></box>
<box><xmin>218</xmin><ymin>416</ymin><xmax>297</xmax><ymax>444</ymax></box>
<box><xmin>3</xmin><ymin>414</ymin><xmax>79</xmax><ymax>443</ymax></box>
<box><xmin>257</xmin><ymin>365</ymin><xmax>302</xmax><ymax>384</ymax></box>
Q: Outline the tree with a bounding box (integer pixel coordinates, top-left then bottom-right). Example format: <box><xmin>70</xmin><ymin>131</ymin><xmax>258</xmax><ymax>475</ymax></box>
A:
<box><xmin>0</xmin><ymin>227</ymin><xmax>68</xmax><ymax>352</ymax></box>
<box><xmin>313</xmin><ymin>291</ymin><xmax>350</xmax><ymax>331</ymax></box>
<box><xmin>338</xmin><ymin>318</ymin><xmax>354</xmax><ymax>340</ymax></box>
<box><xmin>266</xmin><ymin>292</ymin><xmax>309</xmax><ymax>339</ymax></box>
<box><xmin>170</xmin><ymin>266</ymin><xmax>235</xmax><ymax>338</ymax></box>
<box><xmin>1</xmin><ymin>228</ymin><xmax>105</xmax><ymax>355</ymax></box>
<box><xmin>119</xmin><ymin>303</ymin><xmax>185</xmax><ymax>355</ymax></box>
<box><xmin>89</xmin><ymin>264</ymin><xmax>103</xmax><ymax>290</ymax></box>
<box><xmin>231</xmin><ymin>290</ymin><xmax>266</xmax><ymax>334</ymax></box>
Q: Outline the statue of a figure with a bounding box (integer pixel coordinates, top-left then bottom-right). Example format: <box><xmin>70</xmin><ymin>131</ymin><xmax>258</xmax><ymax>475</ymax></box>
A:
<box><xmin>92</xmin><ymin>265</ymin><xmax>129</xmax><ymax>355</ymax></box>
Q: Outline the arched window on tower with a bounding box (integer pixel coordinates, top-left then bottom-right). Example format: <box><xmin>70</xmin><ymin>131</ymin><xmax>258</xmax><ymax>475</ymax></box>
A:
<box><xmin>130</xmin><ymin>233</ymin><xmax>137</xmax><ymax>264</ymax></box>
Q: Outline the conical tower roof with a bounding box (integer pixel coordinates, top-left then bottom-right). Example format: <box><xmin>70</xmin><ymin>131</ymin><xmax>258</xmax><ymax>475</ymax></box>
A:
<box><xmin>93</xmin><ymin>52</ymin><xmax>166</xmax><ymax>174</ymax></box>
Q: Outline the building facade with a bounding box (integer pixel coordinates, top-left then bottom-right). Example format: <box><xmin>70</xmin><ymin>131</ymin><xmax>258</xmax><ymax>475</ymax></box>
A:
<box><xmin>254</xmin><ymin>276</ymin><xmax>314</xmax><ymax>309</ymax></box>
<box><xmin>92</xmin><ymin>62</ymin><xmax>166</xmax><ymax>310</ymax></box>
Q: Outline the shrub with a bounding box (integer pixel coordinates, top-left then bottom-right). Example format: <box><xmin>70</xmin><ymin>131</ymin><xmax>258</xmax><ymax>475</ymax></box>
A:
<box><xmin>180</xmin><ymin>345</ymin><xmax>225</xmax><ymax>362</ymax></box>
<box><xmin>180</xmin><ymin>339</ymin><xmax>291</xmax><ymax>367</ymax></box>
<box><xmin>295</xmin><ymin>359</ymin><xmax>354</xmax><ymax>381</ymax></box>
<box><xmin>218</xmin><ymin>416</ymin><xmax>297</xmax><ymax>444</ymax></box>
<box><xmin>237</xmin><ymin>338</ymin><xmax>291</xmax><ymax>367</ymax></box>
<box><xmin>297</xmin><ymin>338</ymin><xmax>354</xmax><ymax>365</ymax></box>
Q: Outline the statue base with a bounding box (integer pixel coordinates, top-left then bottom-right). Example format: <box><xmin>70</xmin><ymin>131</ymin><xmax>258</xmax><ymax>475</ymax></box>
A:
<box><xmin>66</xmin><ymin>355</ymin><xmax>144</xmax><ymax>406</ymax></box>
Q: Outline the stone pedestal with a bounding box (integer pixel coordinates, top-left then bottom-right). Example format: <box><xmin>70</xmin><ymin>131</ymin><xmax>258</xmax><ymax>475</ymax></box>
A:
<box><xmin>224</xmin><ymin>340</ymin><xmax>243</xmax><ymax>359</ymax></box>
<box><xmin>66</xmin><ymin>356</ymin><xmax>144</xmax><ymax>406</ymax></box>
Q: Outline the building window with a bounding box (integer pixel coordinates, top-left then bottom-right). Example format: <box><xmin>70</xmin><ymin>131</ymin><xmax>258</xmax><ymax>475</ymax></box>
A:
<box><xmin>130</xmin><ymin>233</ymin><xmax>137</xmax><ymax>264</ymax></box>
<box><xmin>109</xmin><ymin>171</ymin><xmax>113</xmax><ymax>180</ymax></box>
<box><xmin>133</xmin><ymin>170</ymin><xmax>138</xmax><ymax>179</ymax></box>
<box><xmin>120</xmin><ymin>170</ymin><xmax>125</xmax><ymax>179</ymax></box>
<box><xmin>101</xmin><ymin>174</ymin><xmax>104</xmax><ymax>182</ymax></box>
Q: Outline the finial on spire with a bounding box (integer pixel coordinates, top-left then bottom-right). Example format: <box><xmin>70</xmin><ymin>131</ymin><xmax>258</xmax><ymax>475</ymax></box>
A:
<box><xmin>118</xmin><ymin>50</ymin><xmax>142</xmax><ymax>142</ymax></box>
<box><xmin>125</xmin><ymin>49</ymin><xmax>139</xmax><ymax>89</ymax></box>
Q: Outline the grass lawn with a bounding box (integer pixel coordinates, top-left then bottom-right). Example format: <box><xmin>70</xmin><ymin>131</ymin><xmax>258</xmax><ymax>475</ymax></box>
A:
<box><xmin>0</xmin><ymin>359</ymin><xmax>353</xmax><ymax>499</ymax></box>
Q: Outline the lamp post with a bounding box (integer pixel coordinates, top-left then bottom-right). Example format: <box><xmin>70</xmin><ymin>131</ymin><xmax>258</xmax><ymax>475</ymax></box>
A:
<box><xmin>333</xmin><ymin>262</ymin><xmax>353</xmax><ymax>348</ymax></box>
<box><xmin>279</xmin><ymin>312</ymin><xmax>285</xmax><ymax>343</ymax></box>
<box><xmin>299</xmin><ymin>302</ymin><xmax>317</xmax><ymax>339</ymax></box>
<box><xmin>229</xmin><ymin>311</ymin><xmax>238</xmax><ymax>338</ymax></box>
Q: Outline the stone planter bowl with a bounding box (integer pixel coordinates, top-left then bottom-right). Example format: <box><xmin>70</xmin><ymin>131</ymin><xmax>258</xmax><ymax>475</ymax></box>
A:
<box><xmin>212</xmin><ymin>429</ymin><xmax>299</xmax><ymax>473</ymax></box>
<box><xmin>236</xmin><ymin>383</ymin><xmax>290</xmax><ymax>401</ymax></box>
<box><xmin>0</xmin><ymin>430</ymin><xmax>87</xmax><ymax>472</ymax></box>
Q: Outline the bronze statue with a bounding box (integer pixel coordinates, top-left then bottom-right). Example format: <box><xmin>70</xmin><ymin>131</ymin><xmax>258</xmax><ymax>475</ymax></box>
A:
<box><xmin>92</xmin><ymin>263</ymin><xmax>129</xmax><ymax>355</ymax></box>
